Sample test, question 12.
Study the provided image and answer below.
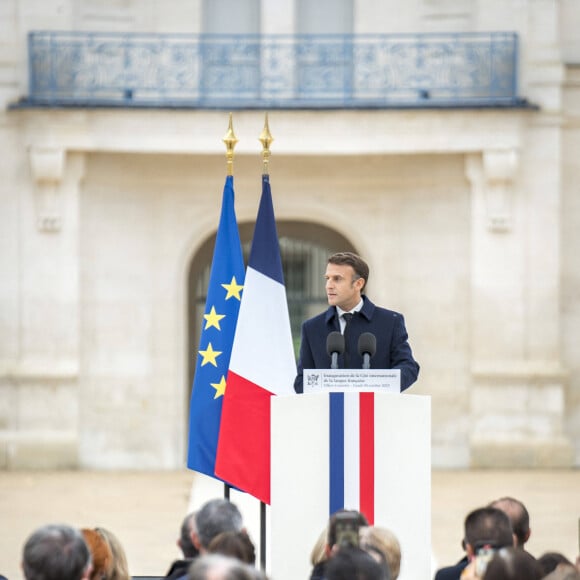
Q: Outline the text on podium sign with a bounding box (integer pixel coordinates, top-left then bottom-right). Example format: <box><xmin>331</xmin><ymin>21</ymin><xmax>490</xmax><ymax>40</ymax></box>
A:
<box><xmin>303</xmin><ymin>369</ymin><xmax>401</xmax><ymax>393</ymax></box>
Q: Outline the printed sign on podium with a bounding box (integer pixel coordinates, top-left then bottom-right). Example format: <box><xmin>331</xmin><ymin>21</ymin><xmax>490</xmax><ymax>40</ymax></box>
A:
<box><xmin>303</xmin><ymin>368</ymin><xmax>401</xmax><ymax>393</ymax></box>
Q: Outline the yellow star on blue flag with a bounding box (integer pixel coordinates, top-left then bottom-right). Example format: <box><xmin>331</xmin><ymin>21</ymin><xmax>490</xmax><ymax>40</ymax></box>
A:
<box><xmin>204</xmin><ymin>306</ymin><xmax>226</xmax><ymax>330</ymax></box>
<box><xmin>187</xmin><ymin>175</ymin><xmax>245</xmax><ymax>480</ymax></box>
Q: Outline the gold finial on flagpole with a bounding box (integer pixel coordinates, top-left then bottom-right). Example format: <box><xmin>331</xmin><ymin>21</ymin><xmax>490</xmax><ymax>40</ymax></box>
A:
<box><xmin>259</xmin><ymin>113</ymin><xmax>273</xmax><ymax>175</ymax></box>
<box><xmin>223</xmin><ymin>112</ymin><xmax>238</xmax><ymax>176</ymax></box>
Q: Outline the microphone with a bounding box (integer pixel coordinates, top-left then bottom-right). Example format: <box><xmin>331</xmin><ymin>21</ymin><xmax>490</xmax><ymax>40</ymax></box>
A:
<box><xmin>358</xmin><ymin>332</ymin><xmax>376</xmax><ymax>369</ymax></box>
<box><xmin>326</xmin><ymin>331</ymin><xmax>345</xmax><ymax>370</ymax></box>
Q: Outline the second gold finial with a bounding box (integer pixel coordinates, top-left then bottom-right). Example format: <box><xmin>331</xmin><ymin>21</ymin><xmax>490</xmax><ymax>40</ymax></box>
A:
<box><xmin>259</xmin><ymin>113</ymin><xmax>273</xmax><ymax>175</ymax></box>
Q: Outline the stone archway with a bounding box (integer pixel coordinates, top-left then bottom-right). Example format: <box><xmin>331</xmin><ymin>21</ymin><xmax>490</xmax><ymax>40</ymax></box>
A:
<box><xmin>186</xmin><ymin>221</ymin><xmax>356</xmax><ymax>399</ymax></box>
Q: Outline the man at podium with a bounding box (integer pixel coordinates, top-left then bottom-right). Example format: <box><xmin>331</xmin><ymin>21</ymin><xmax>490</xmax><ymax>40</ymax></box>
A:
<box><xmin>293</xmin><ymin>252</ymin><xmax>419</xmax><ymax>393</ymax></box>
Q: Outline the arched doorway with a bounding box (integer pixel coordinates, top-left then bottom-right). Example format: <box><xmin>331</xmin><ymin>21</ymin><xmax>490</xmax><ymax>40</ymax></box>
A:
<box><xmin>187</xmin><ymin>221</ymin><xmax>356</xmax><ymax>395</ymax></box>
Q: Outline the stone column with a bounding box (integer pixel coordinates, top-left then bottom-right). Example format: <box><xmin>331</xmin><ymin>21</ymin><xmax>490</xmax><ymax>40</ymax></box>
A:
<box><xmin>4</xmin><ymin>147</ymin><xmax>85</xmax><ymax>468</ymax></box>
<box><xmin>465</xmin><ymin>148</ymin><xmax>572</xmax><ymax>467</ymax></box>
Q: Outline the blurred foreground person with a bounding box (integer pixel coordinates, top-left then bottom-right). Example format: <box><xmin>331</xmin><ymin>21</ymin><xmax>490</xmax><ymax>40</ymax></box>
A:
<box><xmin>22</xmin><ymin>524</ymin><xmax>91</xmax><ymax>580</ymax></box>
<box><xmin>188</xmin><ymin>554</ymin><xmax>266</xmax><ymax>580</ymax></box>
<box><xmin>94</xmin><ymin>527</ymin><xmax>130</xmax><ymax>580</ymax></box>
<box><xmin>165</xmin><ymin>512</ymin><xmax>199</xmax><ymax>580</ymax></box>
<box><xmin>360</xmin><ymin>526</ymin><xmax>401</xmax><ymax>580</ymax></box>
<box><xmin>325</xmin><ymin>547</ymin><xmax>389</xmax><ymax>580</ymax></box>
<box><xmin>82</xmin><ymin>528</ymin><xmax>113</xmax><ymax>580</ymax></box>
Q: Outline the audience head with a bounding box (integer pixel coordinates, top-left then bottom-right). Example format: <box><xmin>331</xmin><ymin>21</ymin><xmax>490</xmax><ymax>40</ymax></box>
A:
<box><xmin>325</xmin><ymin>546</ymin><xmax>388</xmax><ymax>580</ymax></box>
<box><xmin>179</xmin><ymin>512</ymin><xmax>200</xmax><ymax>559</ymax></box>
<box><xmin>463</xmin><ymin>506</ymin><xmax>514</xmax><ymax>559</ymax></box>
<box><xmin>538</xmin><ymin>552</ymin><xmax>575</xmax><ymax>575</ymax></box>
<box><xmin>310</xmin><ymin>527</ymin><xmax>328</xmax><ymax>567</ymax></box>
<box><xmin>489</xmin><ymin>497</ymin><xmax>531</xmax><ymax>548</ymax></box>
<box><xmin>22</xmin><ymin>524</ymin><xmax>91</xmax><ymax>580</ymax></box>
<box><xmin>542</xmin><ymin>567</ymin><xmax>580</xmax><ymax>580</ymax></box>
<box><xmin>482</xmin><ymin>547</ymin><xmax>543</xmax><ymax>580</ymax></box>
<box><xmin>359</xmin><ymin>526</ymin><xmax>401</xmax><ymax>580</ymax></box>
<box><xmin>93</xmin><ymin>527</ymin><xmax>130</xmax><ymax>580</ymax></box>
<box><xmin>538</xmin><ymin>552</ymin><xmax>580</xmax><ymax>580</ymax></box>
<box><xmin>207</xmin><ymin>530</ymin><xmax>255</xmax><ymax>565</ymax></box>
<box><xmin>194</xmin><ymin>499</ymin><xmax>244</xmax><ymax>552</ymax></box>
<box><xmin>188</xmin><ymin>553</ymin><xmax>264</xmax><ymax>580</ymax></box>
<box><xmin>81</xmin><ymin>528</ymin><xmax>113</xmax><ymax>580</ymax></box>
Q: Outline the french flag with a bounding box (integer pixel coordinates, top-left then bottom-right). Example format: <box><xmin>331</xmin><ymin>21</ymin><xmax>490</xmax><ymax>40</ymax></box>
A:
<box><xmin>329</xmin><ymin>391</ymin><xmax>376</xmax><ymax>524</ymax></box>
<box><xmin>215</xmin><ymin>175</ymin><xmax>296</xmax><ymax>505</ymax></box>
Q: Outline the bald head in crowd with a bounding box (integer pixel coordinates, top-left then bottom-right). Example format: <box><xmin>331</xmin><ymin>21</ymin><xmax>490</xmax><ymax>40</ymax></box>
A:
<box><xmin>489</xmin><ymin>496</ymin><xmax>531</xmax><ymax>549</ymax></box>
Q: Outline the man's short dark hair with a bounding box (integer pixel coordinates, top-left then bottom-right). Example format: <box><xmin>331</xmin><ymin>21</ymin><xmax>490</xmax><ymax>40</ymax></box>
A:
<box><xmin>22</xmin><ymin>524</ymin><xmax>90</xmax><ymax>580</ymax></box>
<box><xmin>325</xmin><ymin>547</ymin><xmax>388</xmax><ymax>580</ymax></box>
<box><xmin>195</xmin><ymin>499</ymin><xmax>243</xmax><ymax>549</ymax></box>
<box><xmin>464</xmin><ymin>507</ymin><xmax>514</xmax><ymax>552</ymax></box>
<box><xmin>328</xmin><ymin>253</ymin><xmax>369</xmax><ymax>290</ymax></box>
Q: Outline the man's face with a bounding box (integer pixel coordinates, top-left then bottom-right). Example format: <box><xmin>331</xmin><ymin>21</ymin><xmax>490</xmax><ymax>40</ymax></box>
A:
<box><xmin>325</xmin><ymin>263</ymin><xmax>364</xmax><ymax>312</ymax></box>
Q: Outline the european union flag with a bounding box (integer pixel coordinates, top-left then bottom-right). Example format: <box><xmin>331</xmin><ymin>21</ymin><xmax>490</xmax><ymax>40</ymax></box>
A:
<box><xmin>187</xmin><ymin>175</ymin><xmax>245</xmax><ymax>479</ymax></box>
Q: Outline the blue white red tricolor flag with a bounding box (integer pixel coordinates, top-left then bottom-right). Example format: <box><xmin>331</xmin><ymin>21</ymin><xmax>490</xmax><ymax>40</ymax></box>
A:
<box><xmin>215</xmin><ymin>174</ymin><xmax>296</xmax><ymax>504</ymax></box>
<box><xmin>329</xmin><ymin>391</ymin><xmax>376</xmax><ymax>524</ymax></box>
<box><xmin>186</xmin><ymin>175</ymin><xmax>245</xmax><ymax>480</ymax></box>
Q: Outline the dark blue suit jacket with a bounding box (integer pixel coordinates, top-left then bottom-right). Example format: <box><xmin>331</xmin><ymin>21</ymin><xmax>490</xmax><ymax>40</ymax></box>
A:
<box><xmin>293</xmin><ymin>296</ymin><xmax>420</xmax><ymax>393</ymax></box>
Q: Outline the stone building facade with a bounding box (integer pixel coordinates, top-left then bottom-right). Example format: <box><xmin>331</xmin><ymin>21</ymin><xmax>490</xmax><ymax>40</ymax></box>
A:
<box><xmin>0</xmin><ymin>0</ymin><xmax>579</xmax><ymax>470</ymax></box>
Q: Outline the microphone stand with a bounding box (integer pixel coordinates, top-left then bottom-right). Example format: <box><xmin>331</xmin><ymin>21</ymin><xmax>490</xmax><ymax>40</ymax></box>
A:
<box><xmin>362</xmin><ymin>353</ymin><xmax>371</xmax><ymax>369</ymax></box>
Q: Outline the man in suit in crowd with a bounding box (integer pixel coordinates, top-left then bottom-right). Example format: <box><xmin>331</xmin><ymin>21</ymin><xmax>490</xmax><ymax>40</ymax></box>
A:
<box><xmin>294</xmin><ymin>252</ymin><xmax>419</xmax><ymax>393</ymax></box>
<box><xmin>172</xmin><ymin>499</ymin><xmax>245</xmax><ymax>580</ymax></box>
<box><xmin>434</xmin><ymin>506</ymin><xmax>515</xmax><ymax>580</ymax></box>
<box><xmin>165</xmin><ymin>512</ymin><xmax>200</xmax><ymax>580</ymax></box>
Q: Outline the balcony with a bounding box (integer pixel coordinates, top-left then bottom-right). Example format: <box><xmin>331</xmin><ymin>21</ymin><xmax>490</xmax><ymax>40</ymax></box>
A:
<box><xmin>20</xmin><ymin>31</ymin><xmax>527</xmax><ymax>109</ymax></box>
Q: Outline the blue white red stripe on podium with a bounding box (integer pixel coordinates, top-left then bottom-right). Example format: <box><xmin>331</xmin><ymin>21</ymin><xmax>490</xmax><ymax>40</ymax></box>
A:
<box><xmin>329</xmin><ymin>391</ymin><xmax>375</xmax><ymax>524</ymax></box>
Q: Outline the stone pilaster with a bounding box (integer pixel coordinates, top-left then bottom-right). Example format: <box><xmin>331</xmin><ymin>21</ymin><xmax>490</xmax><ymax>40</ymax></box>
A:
<box><xmin>0</xmin><ymin>149</ymin><xmax>86</xmax><ymax>468</ymax></box>
<box><xmin>465</xmin><ymin>150</ymin><xmax>573</xmax><ymax>467</ymax></box>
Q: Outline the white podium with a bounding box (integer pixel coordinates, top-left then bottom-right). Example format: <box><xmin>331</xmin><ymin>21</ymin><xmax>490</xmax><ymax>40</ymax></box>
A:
<box><xmin>270</xmin><ymin>391</ymin><xmax>431</xmax><ymax>580</ymax></box>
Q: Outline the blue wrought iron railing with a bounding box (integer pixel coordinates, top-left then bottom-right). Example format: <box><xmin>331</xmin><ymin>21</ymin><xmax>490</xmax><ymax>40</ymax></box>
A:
<box><xmin>24</xmin><ymin>31</ymin><xmax>525</xmax><ymax>109</ymax></box>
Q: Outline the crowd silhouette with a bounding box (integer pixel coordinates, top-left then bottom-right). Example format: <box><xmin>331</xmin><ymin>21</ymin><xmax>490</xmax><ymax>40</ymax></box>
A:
<box><xmin>6</xmin><ymin>495</ymin><xmax>580</xmax><ymax>580</ymax></box>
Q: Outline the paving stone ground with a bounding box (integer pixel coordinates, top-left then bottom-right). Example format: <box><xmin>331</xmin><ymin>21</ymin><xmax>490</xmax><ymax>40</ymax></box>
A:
<box><xmin>1</xmin><ymin>469</ymin><xmax>579</xmax><ymax>579</ymax></box>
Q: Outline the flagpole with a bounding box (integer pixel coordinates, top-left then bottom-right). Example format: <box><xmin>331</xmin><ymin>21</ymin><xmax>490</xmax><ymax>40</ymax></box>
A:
<box><xmin>222</xmin><ymin>112</ymin><xmax>238</xmax><ymax>502</ymax></box>
<box><xmin>257</xmin><ymin>112</ymin><xmax>273</xmax><ymax>572</ymax></box>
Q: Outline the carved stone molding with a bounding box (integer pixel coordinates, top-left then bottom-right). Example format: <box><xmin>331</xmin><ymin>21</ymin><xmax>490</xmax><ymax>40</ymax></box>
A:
<box><xmin>466</xmin><ymin>149</ymin><xmax>519</xmax><ymax>232</ymax></box>
<box><xmin>482</xmin><ymin>148</ymin><xmax>519</xmax><ymax>231</ymax></box>
<box><xmin>29</xmin><ymin>147</ymin><xmax>65</xmax><ymax>232</ymax></box>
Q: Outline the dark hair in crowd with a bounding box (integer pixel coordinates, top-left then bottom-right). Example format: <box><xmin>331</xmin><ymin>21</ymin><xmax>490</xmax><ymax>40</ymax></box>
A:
<box><xmin>22</xmin><ymin>524</ymin><xmax>91</xmax><ymax>580</ymax></box>
<box><xmin>328</xmin><ymin>253</ymin><xmax>369</xmax><ymax>290</ymax></box>
<box><xmin>464</xmin><ymin>507</ymin><xmax>513</xmax><ymax>552</ymax></box>
<box><xmin>325</xmin><ymin>547</ymin><xmax>388</xmax><ymax>580</ymax></box>
<box><xmin>537</xmin><ymin>552</ymin><xmax>575</xmax><ymax>575</ymax></box>
<box><xmin>180</xmin><ymin>512</ymin><xmax>199</xmax><ymax>558</ymax></box>
<box><xmin>482</xmin><ymin>547</ymin><xmax>543</xmax><ymax>580</ymax></box>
